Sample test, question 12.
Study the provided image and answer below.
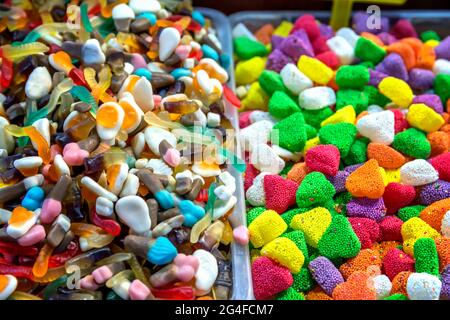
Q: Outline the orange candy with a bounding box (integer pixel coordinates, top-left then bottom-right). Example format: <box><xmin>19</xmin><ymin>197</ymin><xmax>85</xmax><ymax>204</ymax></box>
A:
<box><xmin>24</xmin><ymin>126</ymin><xmax>51</xmax><ymax>165</ymax></box>
<box><xmin>9</xmin><ymin>206</ymin><xmax>34</xmax><ymax>227</ymax></box>
<box><xmin>367</xmin><ymin>143</ymin><xmax>406</xmax><ymax>169</ymax></box>
<box><xmin>360</xmin><ymin>32</ymin><xmax>384</xmax><ymax>47</ymax></box>
<box><xmin>332</xmin><ymin>271</ymin><xmax>377</xmax><ymax>300</ymax></box>
<box><xmin>254</xmin><ymin>24</ymin><xmax>274</xmax><ymax>45</ymax></box>
<box><xmin>387</xmin><ymin>42</ymin><xmax>416</xmax><ymax>70</ymax></box>
<box><xmin>391</xmin><ymin>271</ymin><xmax>411</xmax><ymax>296</ymax></box>
<box><xmin>305</xmin><ymin>286</ymin><xmax>333</xmax><ymax>300</ymax></box>
<box><xmin>32</xmin><ymin>243</ymin><xmax>54</xmax><ymax>278</ymax></box>
<box><xmin>371</xmin><ymin>241</ymin><xmax>401</xmax><ymax>259</ymax></box>
<box><xmin>435</xmin><ymin>237</ymin><xmax>450</xmax><ymax>272</ymax></box>
<box><xmin>345</xmin><ymin>159</ymin><xmax>385</xmax><ymax>199</ymax></box>
<box><xmin>416</xmin><ymin>44</ymin><xmax>436</xmax><ymax>70</ymax></box>
<box><xmin>286</xmin><ymin>162</ymin><xmax>309</xmax><ymax>184</ymax></box>
<box><xmin>401</xmin><ymin>37</ymin><xmax>423</xmax><ymax>57</ymax></box>
<box><xmin>427</xmin><ymin>131</ymin><xmax>450</xmax><ymax>157</ymax></box>
<box><xmin>0</xmin><ymin>275</ymin><xmax>8</xmax><ymax>292</ymax></box>
<box><xmin>419</xmin><ymin>198</ymin><xmax>450</xmax><ymax>231</ymax></box>
<box><xmin>339</xmin><ymin>249</ymin><xmax>382</xmax><ymax>279</ymax></box>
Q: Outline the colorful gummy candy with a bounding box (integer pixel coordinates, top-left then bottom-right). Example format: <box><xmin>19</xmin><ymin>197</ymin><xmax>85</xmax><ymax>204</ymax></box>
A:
<box><xmin>0</xmin><ymin>0</ymin><xmax>247</xmax><ymax>300</ymax></box>
<box><xmin>234</xmin><ymin>12</ymin><xmax>450</xmax><ymax>300</ymax></box>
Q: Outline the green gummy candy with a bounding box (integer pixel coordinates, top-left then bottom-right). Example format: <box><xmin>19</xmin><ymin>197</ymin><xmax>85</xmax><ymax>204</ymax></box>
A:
<box><xmin>319</xmin><ymin>123</ymin><xmax>357</xmax><ymax>157</ymax></box>
<box><xmin>336</xmin><ymin>89</ymin><xmax>369</xmax><ymax>114</ymax></box>
<box><xmin>318</xmin><ymin>214</ymin><xmax>361</xmax><ymax>260</ymax></box>
<box><xmin>281</xmin><ymin>230</ymin><xmax>309</xmax><ymax>263</ymax></box>
<box><xmin>281</xmin><ymin>208</ymin><xmax>309</xmax><ymax>226</ymax></box>
<box><xmin>268</xmin><ymin>91</ymin><xmax>300</xmax><ymax>119</ymax></box>
<box><xmin>292</xmin><ymin>267</ymin><xmax>315</xmax><ymax>292</ymax></box>
<box><xmin>259</xmin><ymin>70</ymin><xmax>287</xmax><ymax>96</ymax></box>
<box><xmin>397</xmin><ymin>205</ymin><xmax>426</xmax><ymax>222</ymax></box>
<box><xmin>276</xmin><ymin>287</ymin><xmax>305</xmax><ymax>300</ymax></box>
<box><xmin>233</xmin><ymin>36</ymin><xmax>269</xmax><ymax>60</ymax></box>
<box><xmin>384</xmin><ymin>294</ymin><xmax>408</xmax><ymax>300</ymax></box>
<box><xmin>296</xmin><ymin>172</ymin><xmax>336</xmax><ymax>208</ymax></box>
<box><xmin>343</xmin><ymin>137</ymin><xmax>369</xmax><ymax>166</ymax></box>
<box><xmin>392</xmin><ymin>128</ymin><xmax>431</xmax><ymax>159</ymax></box>
<box><xmin>434</xmin><ymin>74</ymin><xmax>450</xmax><ymax>105</ymax></box>
<box><xmin>301</xmin><ymin>107</ymin><xmax>334</xmax><ymax>129</ymax></box>
<box><xmin>355</xmin><ymin>37</ymin><xmax>386</xmax><ymax>65</ymax></box>
<box><xmin>363</xmin><ymin>85</ymin><xmax>391</xmax><ymax>107</ymax></box>
<box><xmin>246</xmin><ymin>207</ymin><xmax>266</xmax><ymax>225</ymax></box>
<box><xmin>335</xmin><ymin>65</ymin><xmax>370</xmax><ymax>89</ymax></box>
<box><xmin>414</xmin><ymin>238</ymin><xmax>440</xmax><ymax>276</ymax></box>
<box><xmin>420</xmin><ymin>30</ymin><xmax>441</xmax><ymax>42</ymax></box>
<box><xmin>272</xmin><ymin>112</ymin><xmax>307</xmax><ymax>152</ymax></box>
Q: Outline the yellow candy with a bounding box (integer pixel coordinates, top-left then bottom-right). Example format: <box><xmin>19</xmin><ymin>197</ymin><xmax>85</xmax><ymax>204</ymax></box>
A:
<box><xmin>273</xmin><ymin>21</ymin><xmax>293</xmax><ymax>37</ymax></box>
<box><xmin>303</xmin><ymin>136</ymin><xmax>320</xmax><ymax>153</ymax></box>
<box><xmin>424</xmin><ymin>39</ymin><xmax>440</xmax><ymax>48</ymax></box>
<box><xmin>321</xmin><ymin>105</ymin><xmax>356</xmax><ymax>126</ymax></box>
<box><xmin>290</xmin><ymin>207</ymin><xmax>332</xmax><ymax>248</ymax></box>
<box><xmin>401</xmin><ymin>217</ymin><xmax>440</xmax><ymax>255</ymax></box>
<box><xmin>240</xmin><ymin>82</ymin><xmax>269</xmax><ymax>112</ymax></box>
<box><xmin>378</xmin><ymin>77</ymin><xmax>413</xmax><ymax>108</ymax></box>
<box><xmin>384</xmin><ymin>169</ymin><xmax>401</xmax><ymax>184</ymax></box>
<box><xmin>406</xmin><ymin>103</ymin><xmax>445</xmax><ymax>133</ymax></box>
<box><xmin>379</xmin><ymin>167</ymin><xmax>388</xmax><ymax>186</ymax></box>
<box><xmin>261</xmin><ymin>237</ymin><xmax>305</xmax><ymax>274</ymax></box>
<box><xmin>248</xmin><ymin>210</ymin><xmax>287</xmax><ymax>248</ymax></box>
<box><xmin>297</xmin><ymin>55</ymin><xmax>333</xmax><ymax>85</ymax></box>
<box><xmin>235</xmin><ymin>57</ymin><xmax>267</xmax><ymax>86</ymax></box>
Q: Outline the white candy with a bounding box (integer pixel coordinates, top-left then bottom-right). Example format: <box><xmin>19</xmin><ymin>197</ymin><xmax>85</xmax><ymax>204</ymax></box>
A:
<box><xmin>249</xmin><ymin>111</ymin><xmax>277</xmax><ymax>124</ymax></box>
<box><xmin>23</xmin><ymin>174</ymin><xmax>44</xmax><ymax>190</ymax></box>
<box><xmin>118</xmin><ymin>93</ymin><xmax>144</xmax><ymax>133</ymax></box>
<box><xmin>82</xmin><ymin>39</ymin><xmax>106</xmax><ymax>66</ymax></box>
<box><xmin>81</xmin><ymin>176</ymin><xmax>118</xmax><ymax>202</ymax></box>
<box><xmin>214</xmin><ymin>185</ymin><xmax>233</xmax><ymax>201</ymax></box>
<box><xmin>109</xmin><ymin>163</ymin><xmax>129</xmax><ymax>195</ymax></box>
<box><xmin>239</xmin><ymin>120</ymin><xmax>273</xmax><ymax>152</ymax></box>
<box><xmin>212</xmin><ymin>196</ymin><xmax>237</xmax><ymax>220</ymax></box>
<box><xmin>192</xmin><ymin>109</ymin><xmax>207</xmax><ymax>127</ymax></box>
<box><xmin>144</xmin><ymin>127</ymin><xmax>177</xmax><ymax>156</ymax></box>
<box><xmin>198</xmin><ymin>58</ymin><xmax>228</xmax><ymax>83</ymax></box>
<box><xmin>442</xmin><ymin>210</ymin><xmax>450</xmax><ymax>237</ymax></box>
<box><xmin>356</xmin><ymin>110</ymin><xmax>395</xmax><ymax>144</ymax></box>
<box><xmin>372</xmin><ymin>274</ymin><xmax>392</xmax><ymax>300</ymax></box>
<box><xmin>246</xmin><ymin>172</ymin><xmax>270</xmax><ymax>207</ymax></box>
<box><xmin>132</xmin><ymin>132</ymin><xmax>146</xmax><ymax>157</ymax></box>
<box><xmin>116</xmin><ymin>196</ymin><xmax>151</xmax><ymax>234</ymax></box>
<box><xmin>14</xmin><ymin>156</ymin><xmax>43</xmax><ymax>171</ymax></box>
<box><xmin>326</xmin><ymin>36</ymin><xmax>355</xmax><ymax>65</ymax></box>
<box><xmin>335</xmin><ymin>27</ymin><xmax>360</xmax><ymax>48</ymax></box>
<box><xmin>159</xmin><ymin>27</ymin><xmax>180</xmax><ymax>61</ymax></box>
<box><xmin>367</xmin><ymin>105</ymin><xmax>384</xmax><ymax>113</ymax></box>
<box><xmin>112</xmin><ymin>3</ymin><xmax>135</xmax><ymax>19</ymax></box>
<box><xmin>0</xmin><ymin>275</ymin><xmax>17</xmax><ymax>300</ymax></box>
<box><xmin>146</xmin><ymin>158</ymin><xmax>173</xmax><ymax>176</ymax></box>
<box><xmin>250</xmin><ymin>143</ymin><xmax>285</xmax><ymax>174</ymax></box>
<box><xmin>193</xmin><ymin>249</ymin><xmax>218</xmax><ymax>296</ymax></box>
<box><xmin>132</xmin><ymin>76</ymin><xmax>154</xmax><ymax>112</ymax></box>
<box><xmin>299</xmin><ymin>86</ymin><xmax>336</xmax><ymax>110</ymax></box>
<box><xmin>280</xmin><ymin>63</ymin><xmax>313</xmax><ymax>95</ymax></box>
<box><xmin>0</xmin><ymin>117</ymin><xmax>15</xmax><ymax>154</ymax></box>
<box><xmin>53</xmin><ymin>154</ymin><xmax>71</xmax><ymax>177</ymax></box>
<box><xmin>129</xmin><ymin>0</ymin><xmax>161</xmax><ymax>14</ymax></box>
<box><xmin>192</xmin><ymin>161</ymin><xmax>221</xmax><ymax>177</ymax></box>
<box><xmin>433</xmin><ymin>59</ymin><xmax>450</xmax><ymax>75</ymax></box>
<box><xmin>207</xmin><ymin>112</ymin><xmax>221</xmax><ymax>127</ymax></box>
<box><xmin>0</xmin><ymin>208</ymin><xmax>11</xmax><ymax>224</ymax></box>
<box><xmin>406</xmin><ymin>273</ymin><xmax>442</xmax><ymax>300</ymax></box>
<box><xmin>96</xmin><ymin>197</ymin><xmax>114</xmax><ymax>217</ymax></box>
<box><xmin>119</xmin><ymin>173</ymin><xmax>140</xmax><ymax>197</ymax></box>
<box><xmin>124</xmin><ymin>62</ymin><xmax>134</xmax><ymax>75</ymax></box>
<box><xmin>218</xmin><ymin>171</ymin><xmax>236</xmax><ymax>193</ymax></box>
<box><xmin>31</xmin><ymin>118</ymin><xmax>50</xmax><ymax>151</ymax></box>
<box><xmin>232</xmin><ymin>23</ymin><xmax>256</xmax><ymax>40</ymax></box>
<box><xmin>272</xmin><ymin>144</ymin><xmax>302</xmax><ymax>162</ymax></box>
<box><xmin>53</xmin><ymin>214</ymin><xmax>71</xmax><ymax>232</ymax></box>
<box><xmin>176</xmin><ymin>170</ymin><xmax>193</xmax><ymax>181</ymax></box>
<box><xmin>400</xmin><ymin>159</ymin><xmax>439</xmax><ymax>186</ymax></box>
<box><xmin>96</xmin><ymin>102</ymin><xmax>124</xmax><ymax>143</ymax></box>
<box><xmin>7</xmin><ymin>208</ymin><xmax>38</xmax><ymax>239</ymax></box>
<box><xmin>63</xmin><ymin>111</ymin><xmax>79</xmax><ymax>132</ymax></box>
<box><xmin>25</xmin><ymin>67</ymin><xmax>52</xmax><ymax>100</ymax></box>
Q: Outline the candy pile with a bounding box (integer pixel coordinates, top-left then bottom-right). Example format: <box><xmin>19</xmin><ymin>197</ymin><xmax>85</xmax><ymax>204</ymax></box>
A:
<box><xmin>0</xmin><ymin>0</ymin><xmax>245</xmax><ymax>300</ymax></box>
<box><xmin>233</xmin><ymin>12</ymin><xmax>450</xmax><ymax>300</ymax></box>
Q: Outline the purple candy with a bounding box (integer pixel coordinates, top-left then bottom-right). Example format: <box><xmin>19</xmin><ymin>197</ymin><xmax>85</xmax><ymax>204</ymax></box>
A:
<box><xmin>279</xmin><ymin>30</ymin><xmax>314</xmax><ymax>61</ymax></box>
<box><xmin>412</xmin><ymin>94</ymin><xmax>444</xmax><ymax>114</ymax></box>
<box><xmin>441</xmin><ymin>265</ymin><xmax>450</xmax><ymax>300</ymax></box>
<box><xmin>346</xmin><ymin>197</ymin><xmax>386</xmax><ymax>222</ymax></box>
<box><xmin>327</xmin><ymin>171</ymin><xmax>350</xmax><ymax>193</ymax></box>
<box><xmin>308</xmin><ymin>256</ymin><xmax>344</xmax><ymax>296</ymax></box>
<box><xmin>266</xmin><ymin>49</ymin><xmax>293</xmax><ymax>73</ymax></box>
<box><xmin>419</xmin><ymin>180</ymin><xmax>450</xmax><ymax>205</ymax></box>
<box><xmin>408</xmin><ymin>68</ymin><xmax>435</xmax><ymax>92</ymax></box>
<box><xmin>344</xmin><ymin>163</ymin><xmax>363</xmax><ymax>174</ymax></box>
<box><xmin>319</xmin><ymin>23</ymin><xmax>334</xmax><ymax>40</ymax></box>
<box><xmin>376</xmin><ymin>53</ymin><xmax>408</xmax><ymax>81</ymax></box>
<box><xmin>377</xmin><ymin>32</ymin><xmax>397</xmax><ymax>45</ymax></box>
<box><xmin>435</xmin><ymin>36</ymin><xmax>450</xmax><ymax>60</ymax></box>
<box><xmin>368</xmin><ymin>69</ymin><xmax>388</xmax><ymax>87</ymax></box>
<box><xmin>352</xmin><ymin>11</ymin><xmax>389</xmax><ymax>34</ymax></box>
<box><xmin>271</xmin><ymin>35</ymin><xmax>285</xmax><ymax>51</ymax></box>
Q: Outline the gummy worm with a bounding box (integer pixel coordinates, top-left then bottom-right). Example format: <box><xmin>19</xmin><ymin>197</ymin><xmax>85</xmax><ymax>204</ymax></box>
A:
<box><xmin>0</xmin><ymin>42</ymin><xmax>49</xmax><ymax>61</ymax></box>
<box><xmin>70</xmin><ymin>85</ymin><xmax>98</xmax><ymax>115</ymax></box>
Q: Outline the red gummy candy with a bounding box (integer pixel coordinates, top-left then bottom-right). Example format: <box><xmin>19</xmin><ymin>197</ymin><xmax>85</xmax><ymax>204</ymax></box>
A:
<box><xmin>316</xmin><ymin>51</ymin><xmax>340</xmax><ymax>69</ymax></box>
<box><xmin>349</xmin><ymin>217</ymin><xmax>381</xmax><ymax>249</ymax></box>
<box><xmin>263</xmin><ymin>174</ymin><xmax>298</xmax><ymax>214</ymax></box>
<box><xmin>379</xmin><ymin>216</ymin><xmax>403</xmax><ymax>242</ymax></box>
<box><xmin>429</xmin><ymin>152</ymin><xmax>450</xmax><ymax>182</ymax></box>
<box><xmin>312</xmin><ymin>36</ymin><xmax>330</xmax><ymax>55</ymax></box>
<box><xmin>223</xmin><ymin>84</ymin><xmax>241</xmax><ymax>108</ymax></box>
<box><xmin>382</xmin><ymin>182</ymin><xmax>416</xmax><ymax>214</ymax></box>
<box><xmin>252</xmin><ymin>256</ymin><xmax>293</xmax><ymax>300</ymax></box>
<box><xmin>151</xmin><ymin>286</ymin><xmax>195</xmax><ymax>300</ymax></box>
<box><xmin>382</xmin><ymin>248</ymin><xmax>415</xmax><ymax>280</ymax></box>
<box><xmin>305</xmin><ymin>144</ymin><xmax>340</xmax><ymax>176</ymax></box>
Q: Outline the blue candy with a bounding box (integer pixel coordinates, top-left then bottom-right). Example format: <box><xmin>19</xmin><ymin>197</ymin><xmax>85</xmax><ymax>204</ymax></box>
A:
<box><xmin>220</xmin><ymin>53</ymin><xmax>231</xmax><ymax>70</ymax></box>
<box><xmin>134</xmin><ymin>68</ymin><xmax>152</xmax><ymax>81</ymax></box>
<box><xmin>155</xmin><ymin>190</ymin><xmax>175</xmax><ymax>210</ymax></box>
<box><xmin>171</xmin><ymin>68</ymin><xmax>192</xmax><ymax>79</ymax></box>
<box><xmin>192</xmin><ymin>10</ymin><xmax>205</xmax><ymax>27</ymax></box>
<box><xmin>178</xmin><ymin>199</ymin><xmax>206</xmax><ymax>227</ymax></box>
<box><xmin>21</xmin><ymin>186</ymin><xmax>45</xmax><ymax>211</ymax></box>
<box><xmin>137</xmin><ymin>12</ymin><xmax>157</xmax><ymax>26</ymax></box>
<box><xmin>147</xmin><ymin>236</ymin><xmax>178</xmax><ymax>265</ymax></box>
<box><xmin>201</xmin><ymin>44</ymin><xmax>219</xmax><ymax>61</ymax></box>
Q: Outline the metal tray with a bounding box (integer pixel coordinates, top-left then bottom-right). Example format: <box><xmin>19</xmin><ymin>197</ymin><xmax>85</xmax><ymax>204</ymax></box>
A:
<box><xmin>197</xmin><ymin>7</ymin><xmax>254</xmax><ymax>300</ymax></box>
